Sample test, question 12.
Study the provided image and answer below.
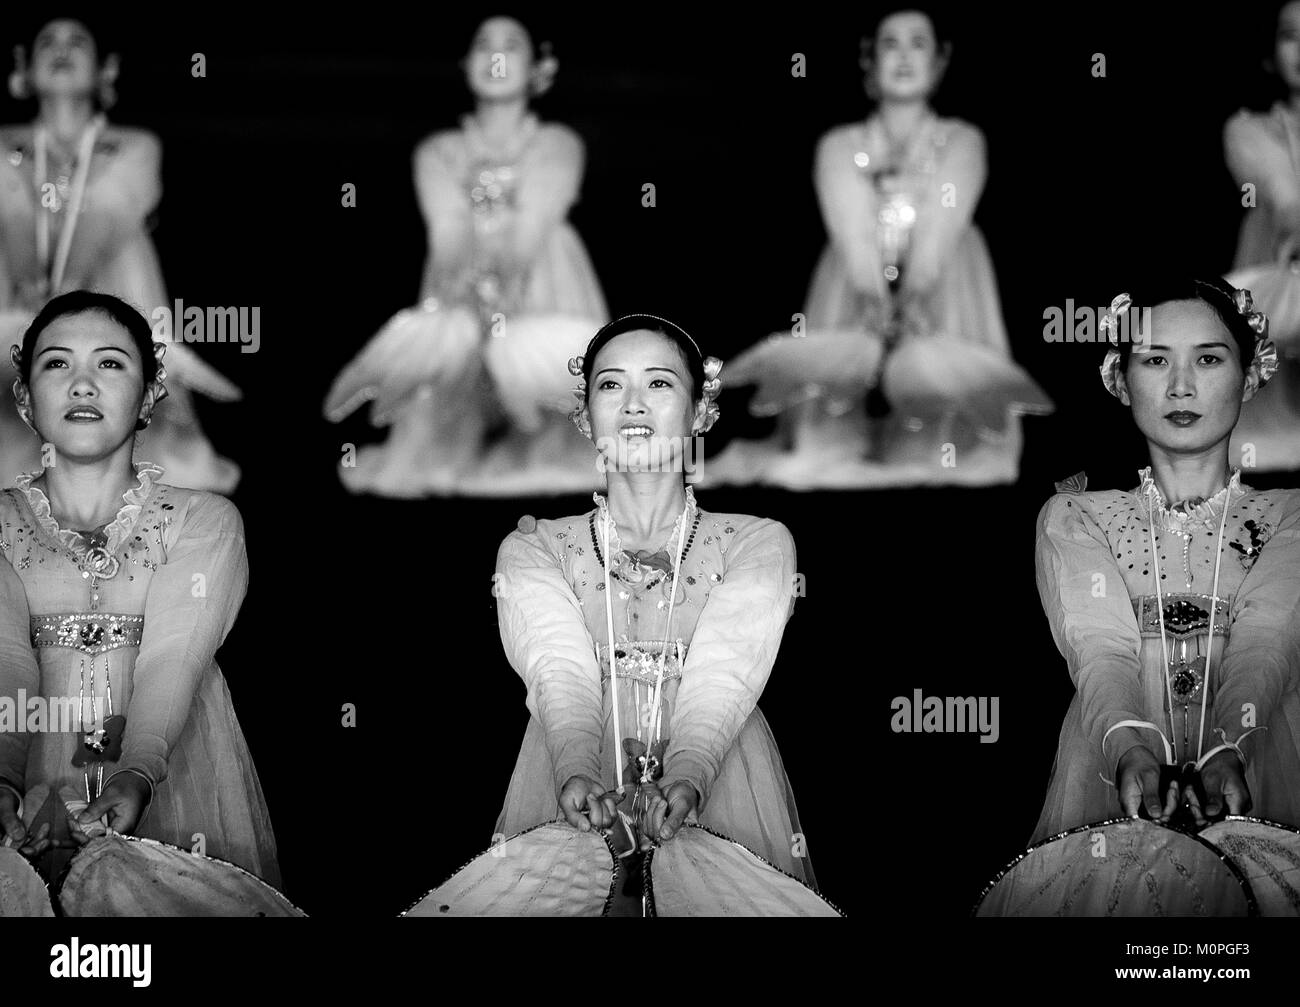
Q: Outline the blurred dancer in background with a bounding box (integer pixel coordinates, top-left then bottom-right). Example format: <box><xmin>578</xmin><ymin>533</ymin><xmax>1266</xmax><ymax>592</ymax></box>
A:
<box><xmin>713</xmin><ymin>7</ymin><xmax>1050</xmax><ymax>490</ymax></box>
<box><xmin>1223</xmin><ymin>0</ymin><xmax>1300</xmax><ymax>471</ymax></box>
<box><xmin>325</xmin><ymin>15</ymin><xmax>608</xmax><ymax>497</ymax></box>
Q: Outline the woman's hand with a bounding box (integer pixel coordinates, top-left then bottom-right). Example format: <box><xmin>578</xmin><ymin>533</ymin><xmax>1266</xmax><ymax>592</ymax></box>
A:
<box><xmin>641</xmin><ymin>782</ymin><xmax>699</xmax><ymax>848</ymax></box>
<box><xmin>558</xmin><ymin>775</ymin><xmax>620</xmax><ymax>832</ymax></box>
<box><xmin>1116</xmin><ymin>746</ymin><xmax>1178</xmax><ymax>822</ymax></box>
<box><xmin>77</xmin><ymin>773</ymin><xmax>150</xmax><ymax>836</ymax></box>
<box><xmin>0</xmin><ymin>788</ymin><xmax>26</xmax><ymax>849</ymax></box>
<box><xmin>1193</xmin><ymin>750</ymin><xmax>1252</xmax><ymax>822</ymax></box>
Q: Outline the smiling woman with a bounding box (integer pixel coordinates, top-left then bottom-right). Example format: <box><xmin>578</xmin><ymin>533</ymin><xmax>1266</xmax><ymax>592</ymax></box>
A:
<box><xmin>440</xmin><ymin>314</ymin><xmax>830</xmax><ymax>915</ymax></box>
<box><xmin>0</xmin><ymin>291</ymin><xmax>281</xmax><ymax>900</ymax></box>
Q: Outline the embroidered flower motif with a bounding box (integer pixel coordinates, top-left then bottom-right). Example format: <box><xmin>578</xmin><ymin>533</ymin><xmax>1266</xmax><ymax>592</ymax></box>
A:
<box><xmin>1229</xmin><ymin>518</ymin><xmax>1272</xmax><ymax>571</ymax></box>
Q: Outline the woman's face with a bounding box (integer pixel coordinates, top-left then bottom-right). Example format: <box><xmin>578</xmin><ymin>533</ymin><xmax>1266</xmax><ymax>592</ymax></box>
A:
<box><xmin>1277</xmin><ymin>3</ymin><xmax>1300</xmax><ymax>92</ymax></box>
<box><xmin>24</xmin><ymin>311</ymin><xmax>147</xmax><ymax>461</ymax></box>
<box><xmin>29</xmin><ymin>19</ymin><xmax>99</xmax><ymax>99</ymax></box>
<box><xmin>465</xmin><ymin>16</ymin><xmax>533</xmax><ymax>101</ymax></box>
<box><xmin>1117</xmin><ymin>300</ymin><xmax>1252</xmax><ymax>457</ymax></box>
<box><xmin>587</xmin><ymin>330</ymin><xmax>699</xmax><ymax>475</ymax></box>
<box><xmin>873</xmin><ymin>11</ymin><xmax>941</xmax><ymax>102</ymax></box>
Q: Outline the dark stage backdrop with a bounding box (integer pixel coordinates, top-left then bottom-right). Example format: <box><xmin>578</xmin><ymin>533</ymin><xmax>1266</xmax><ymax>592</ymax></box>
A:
<box><xmin>5</xmin><ymin>4</ymin><xmax>1296</xmax><ymax>919</ymax></box>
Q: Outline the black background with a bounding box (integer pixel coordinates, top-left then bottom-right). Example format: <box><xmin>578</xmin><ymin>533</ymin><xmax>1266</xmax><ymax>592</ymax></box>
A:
<box><xmin>5</xmin><ymin>3</ymin><xmax>1299</xmax><ymax>920</ymax></box>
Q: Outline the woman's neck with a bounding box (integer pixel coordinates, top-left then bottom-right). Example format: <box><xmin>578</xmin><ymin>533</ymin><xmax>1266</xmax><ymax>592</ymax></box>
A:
<box><xmin>604</xmin><ymin>472</ymin><xmax>688</xmax><ymax>549</ymax></box>
<box><xmin>1146</xmin><ymin>444</ymin><xmax>1234</xmax><ymax>507</ymax></box>
<box><xmin>471</xmin><ymin>97</ymin><xmax>530</xmax><ymax>145</ymax></box>
<box><xmin>876</xmin><ymin>98</ymin><xmax>930</xmax><ymax>146</ymax></box>
<box><xmin>36</xmin><ymin>95</ymin><xmax>97</xmax><ymax>146</ymax></box>
<box><xmin>38</xmin><ymin>445</ymin><xmax>138</xmax><ymax>531</ymax></box>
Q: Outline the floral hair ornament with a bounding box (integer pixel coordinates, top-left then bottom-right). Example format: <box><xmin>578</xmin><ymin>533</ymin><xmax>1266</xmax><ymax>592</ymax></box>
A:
<box><xmin>530</xmin><ymin>40</ymin><xmax>559</xmax><ymax>97</ymax></box>
<box><xmin>696</xmin><ymin>356</ymin><xmax>723</xmax><ymax>434</ymax></box>
<box><xmin>1098</xmin><ymin>287</ymin><xmax>1278</xmax><ymax>399</ymax></box>
<box><xmin>567</xmin><ymin>354</ymin><xmax>591</xmax><ymax>437</ymax></box>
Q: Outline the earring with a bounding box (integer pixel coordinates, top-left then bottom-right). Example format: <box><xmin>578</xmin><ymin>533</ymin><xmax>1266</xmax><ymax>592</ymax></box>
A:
<box><xmin>97</xmin><ymin>55</ymin><xmax>120</xmax><ymax>110</ymax></box>
<box><xmin>530</xmin><ymin>41</ymin><xmax>558</xmax><ymax>97</ymax></box>
<box><xmin>8</xmin><ymin>46</ymin><xmax>30</xmax><ymax>101</ymax></box>
<box><xmin>12</xmin><ymin>378</ymin><xmax>37</xmax><ymax>435</ymax></box>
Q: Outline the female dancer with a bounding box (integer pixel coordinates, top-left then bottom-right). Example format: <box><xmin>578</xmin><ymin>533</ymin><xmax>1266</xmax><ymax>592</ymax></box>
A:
<box><xmin>0</xmin><ymin>292</ymin><xmax>279</xmax><ymax>887</ymax></box>
<box><xmin>0</xmin><ymin>18</ymin><xmax>242</xmax><ymax>492</ymax></box>
<box><xmin>1222</xmin><ymin>0</ymin><xmax>1300</xmax><ymax>470</ymax></box>
<box><xmin>716</xmin><ymin>8</ymin><xmax>1049</xmax><ymax>489</ymax></box>
<box><xmin>324</xmin><ymin>15</ymin><xmax>608</xmax><ymax>497</ymax></box>
<box><xmin>1032</xmin><ymin>278</ymin><xmax>1300</xmax><ymax>843</ymax></box>
<box><xmin>492</xmin><ymin>315</ymin><xmax>815</xmax><ymax>886</ymax></box>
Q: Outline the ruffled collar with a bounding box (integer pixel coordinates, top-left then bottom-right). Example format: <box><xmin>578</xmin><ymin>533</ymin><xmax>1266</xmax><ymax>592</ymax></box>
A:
<box><xmin>15</xmin><ymin>461</ymin><xmax>164</xmax><ymax>561</ymax></box>
<box><xmin>592</xmin><ymin>485</ymin><xmax>698</xmax><ymax>558</ymax></box>
<box><xmin>1136</xmin><ymin>466</ymin><xmax>1244</xmax><ymax>530</ymax></box>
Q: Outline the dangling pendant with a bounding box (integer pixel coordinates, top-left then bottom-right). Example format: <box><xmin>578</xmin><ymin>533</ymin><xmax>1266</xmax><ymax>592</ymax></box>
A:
<box><xmin>1169</xmin><ymin>657</ymin><xmax>1206</xmax><ymax>703</ymax></box>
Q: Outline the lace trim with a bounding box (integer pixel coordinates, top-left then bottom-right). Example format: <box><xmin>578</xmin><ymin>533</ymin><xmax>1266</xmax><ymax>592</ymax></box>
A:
<box><xmin>1135</xmin><ymin>466</ymin><xmax>1246</xmax><ymax>531</ymax></box>
<box><xmin>14</xmin><ymin>461</ymin><xmax>164</xmax><ymax>562</ymax></box>
<box><xmin>591</xmin><ymin>485</ymin><xmax>698</xmax><ymax>558</ymax></box>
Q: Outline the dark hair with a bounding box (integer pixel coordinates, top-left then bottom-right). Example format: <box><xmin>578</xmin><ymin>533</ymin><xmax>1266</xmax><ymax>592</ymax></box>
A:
<box><xmin>17</xmin><ymin>290</ymin><xmax>159</xmax><ymax>385</ymax></box>
<box><xmin>1114</xmin><ymin>277</ymin><xmax>1258</xmax><ymax>373</ymax></box>
<box><xmin>581</xmin><ymin>314</ymin><xmax>705</xmax><ymax>402</ymax></box>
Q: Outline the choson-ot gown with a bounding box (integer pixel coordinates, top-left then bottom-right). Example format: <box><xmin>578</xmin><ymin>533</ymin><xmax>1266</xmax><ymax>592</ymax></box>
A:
<box><xmin>0</xmin><ymin>121</ymin><xmax>242</xmax><ymax>491</ymax></box>
<box><xmin>715</xmin><ymin>113</ymin><xmax>1049</xmax><ymax>490</ymax></box>
<box><xmin>0</xmin><ymin>463</ymin><xmax>279</xmax><ymax>886</ymax></box>
<box><xmin>1031</xmin><ymin>472</ymin><xmax>1300</xmax><ymax>843</ymax></box>
<box><xmin>492</xmin><ymin>489</ymin><xmax>816</xmax><ymax>886</ymax></box>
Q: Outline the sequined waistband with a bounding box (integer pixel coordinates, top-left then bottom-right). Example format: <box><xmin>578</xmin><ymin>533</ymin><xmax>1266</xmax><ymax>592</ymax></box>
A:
<box><xmin>30</xmin><ymin>614</ymin><xmax>144</xmax><ymax>655</ymax></box>
<box><xmin>597</xmin><ymin>640</ymin><xmax>687</xmax><ymax>687</ymax></box>
<box><xmin>1133</xmin><ymin>594</ymin><xmax>1230</xmax><ymax>640</ymax></box>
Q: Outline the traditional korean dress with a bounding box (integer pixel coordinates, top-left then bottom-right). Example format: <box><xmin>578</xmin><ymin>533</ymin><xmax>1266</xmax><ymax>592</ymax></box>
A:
<box><xmin>324</xmin><ymin>114</ymin><xmax>608</xmax><ymax>497</ymax></box>
<box><xmin>1031</xmin><ymin>470</ymin><xmax>1300</xmax><ymax>843</ymax></box>
<box><xmin>0</xmin><ymin>118</ymin><xmax>243</xmax><ymax>492</ymax></box>
<box><xmin>1223</xmin><ymin>105</ymin><xmax>1300</xmax><ymax>471</ymax></box>
<box><xmin>0</xmin><ymin>462</ymin><xmax>280</xmax><ymax>886</ymax></box>
<box><xmin>491</xmin><ymin>486</ymin><xmax>816</xmax><ymax>886</ymax></box>
<box><xmin>711</xmin><ymin>112</ymin><xmax>1049</xmax><ymax>490</ymax></box>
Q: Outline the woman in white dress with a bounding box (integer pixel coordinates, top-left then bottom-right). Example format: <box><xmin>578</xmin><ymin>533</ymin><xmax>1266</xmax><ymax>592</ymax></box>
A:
<box><xmin>324</xmin><ymin>16</ymin><xmax>608</xmax><ymax>497</ymax></box>
<box><xmin>713</xmin><ymin>8</ymin><xmax>1050</xmax><ymax>490</ymax></box>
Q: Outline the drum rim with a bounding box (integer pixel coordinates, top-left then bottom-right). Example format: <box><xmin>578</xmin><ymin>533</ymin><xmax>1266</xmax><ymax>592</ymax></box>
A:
<box><xmin>972</xmin><ymin>816</ymin><xmax>1259</xmax><ymax>918</ymax></box>
<box><xmin>61</xmin><ymin>833</ymin><xmax>305</xmax><ymax>916</ymax></box>
<box><xmin>1197</xmin><ymin>814</ymin><xmax>1300</xmax><ymax>836</ymax></box>
<box><xmin>642</xmin><ymin>823</ymin><xmax>846</xmax><ymax>918</ymax></box>
<box><xmin>0</xmin><ymin>844</ymin><xmax>54</xmax><ymax>915</ymax></box>
<box><xmin>399</xmin><ymin>820</ymin><xmax>621</xmax><ymax>918</ymax></box>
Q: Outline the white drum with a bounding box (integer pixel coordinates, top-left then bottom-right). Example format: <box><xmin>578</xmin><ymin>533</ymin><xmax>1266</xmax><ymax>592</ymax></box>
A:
<box><xmin>60</xmin><ymin>835</ymin><xmax>305</xmax><ymax>917</ymax></box>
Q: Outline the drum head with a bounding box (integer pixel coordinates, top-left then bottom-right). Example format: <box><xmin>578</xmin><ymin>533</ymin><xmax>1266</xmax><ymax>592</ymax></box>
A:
<box><xmin>976</xmin><ymin>818</ymin><xmax>1254</xmax><ymax>917</ymax></box>
<box><xmin>645</xmin><ymin>824</ymin><xmax>843</xmax><ymax>917</ymax></box>
<box><xmin>404</xmin><ymin>822</ymin><xmax>617</xmax><ymax>917</ymax></box>
<box><xmin>60</xmin><ymin>835</ymin><xmax>305</xmax><ymax>917</ymax></box>
<box><xmin>0</xmin><ymin>846</ymin><xmax>53</xmax><ymax>917</ymax></box>
<box><xmin>1198</xmin><ymin>817</ymin><xmax>1300</xmax><ymax>917</ymax></box>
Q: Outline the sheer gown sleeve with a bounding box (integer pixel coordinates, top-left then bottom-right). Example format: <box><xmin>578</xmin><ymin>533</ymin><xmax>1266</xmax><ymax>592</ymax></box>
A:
<box><xmin>0</xmin><ymin>549</ymin><xmax>38</xmax><ymax>810</ymax></box>
<box><xmin>1213</xmin><ymin>494</ymin><xmax>1300</xmax><ymax>761</ymax></box>
<box><xmin>905</xmin><ymin>121</ymin><xmax>987</xmax><ymax>298</ymax></box>
<box><xmin>814</xmin><ymin>129</ymin><xmax>886</xmax><ymax>301</ymax></box>
<box><xmin>1036</xmin><ymin>495</ymin><xmax>1149</xmax><ymax>777</ymax></box>
<box><xmin>495</xmin><ymin>524</ymin><xmax>605</xmax><ymax>797</ymax></box>
<box><xmin>659</xmin><ymin>519</ymin><xmax>797</xmax><ymax>811</ymax></box>
<box><xmin>114</xmin><ymin>493</ymin><xmax>248</xmax><ymax>793</ymax></box>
